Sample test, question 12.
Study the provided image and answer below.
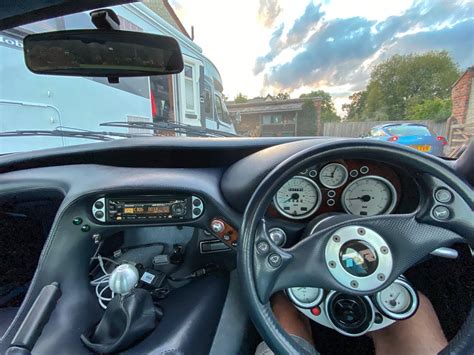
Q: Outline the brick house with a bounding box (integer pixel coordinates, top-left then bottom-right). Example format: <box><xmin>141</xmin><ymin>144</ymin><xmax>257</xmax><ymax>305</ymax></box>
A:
<box><xmin>446</xmin><ymin>66</ymin><xmax>474</xmax><ymax>156</ymax></box>
<box><xmin>227</xmin><ymin>95</ymin><xmax>322</xmax><ymax>137</ymax></box>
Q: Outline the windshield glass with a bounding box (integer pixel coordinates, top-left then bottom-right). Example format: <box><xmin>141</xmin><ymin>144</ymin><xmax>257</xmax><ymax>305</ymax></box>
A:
<box><xmin>1</xmin><ymin>0</ymin><xmax>472</xmax><ymax>158</ymax></box>
<box><xmin>385</xmin><ymin>125</ymin><xmax>432</xmax><ymax>136</ymax></box>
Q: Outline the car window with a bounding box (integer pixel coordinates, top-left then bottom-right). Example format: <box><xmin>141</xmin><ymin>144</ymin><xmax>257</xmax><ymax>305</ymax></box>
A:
<box><xmin>385</xmin><ymin>126</ymin><xmax>432</xmax><ymax>136</ymax></box>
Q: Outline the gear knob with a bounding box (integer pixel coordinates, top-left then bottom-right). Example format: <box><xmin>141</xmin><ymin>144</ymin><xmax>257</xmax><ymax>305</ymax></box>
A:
<box><xmin>109</xmin><ymin>263</ymin><xmax>139</xmax><ymax>295</ymax></box>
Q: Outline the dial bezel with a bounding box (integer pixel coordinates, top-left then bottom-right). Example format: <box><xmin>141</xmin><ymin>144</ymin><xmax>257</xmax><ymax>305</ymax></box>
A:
<box><xmin>319</xmin><ymin>162</ymin><xmax>349</xmax><ymax>188</ymax></box>
<box><xmin>375</xmin><ymin>278</ymin><xmax>418</xmax><ymax>320</ymax></box>
<box><xmin>341</xmin><ymin>175</ymin><xmax>398</xmax><ymax>216</ymax></box>
<box><xmin>273</xmin><ymin>176</ymin><xmax>322</xmax><ymax>219</ymax></box>
<box><xmin>287</xmin><ymin>287</ymin><xmax>324</xmax><ymax>308</ymax></box>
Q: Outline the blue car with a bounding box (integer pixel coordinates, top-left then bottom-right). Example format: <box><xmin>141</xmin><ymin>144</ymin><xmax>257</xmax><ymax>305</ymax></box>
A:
<box><xmin>368</xmin><ymin>123</ymin><xmax>447</xmax><ymax>156</ymax></box>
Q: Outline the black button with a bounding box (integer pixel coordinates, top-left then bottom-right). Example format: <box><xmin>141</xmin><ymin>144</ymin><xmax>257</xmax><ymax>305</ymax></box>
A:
<box><xmin>268</xmin><ymin>253</ymin><xmax>282</xmax><ymax>268</ymax></box>
<box><xmin>193</xmin><ymin>208</ymin><xmax>202</xmax><ymax>216</ymax></box>
<box><xmin>193</xmin><ymin>199</ymin><xmax>202</xmax><ymax>206</ymax></box>
<box><xmin>432</xmin><ymin>206</ymin><xmax>450</xmax><ymax>220</ymax></box>
<box><xmin>94</xmin><ymin>211</ymin><xmax>104</xmax><ymax>219</ymax></box>
<box><xmin>94</xmin><ymin>200</ymin><xmax>104</xmax><ymax>209</ymax></box>
<box><xmin>256</xmin><ymin>241</ymin><xmax>270</xmax><ymax>255</ymax></box>
<box><xmin>72</xmin><ymin>217</ymin><xmax>82</xmax><ymax>225</ymax></box>
<box><xmin>374</xmin><ymin>313</ymin><xmax>383</xmax><ymax>324</ymax></box>
<box><xmin>81</xmin><ymin>225</ymin><xmax>91</xmax><ymax>232</ymax></box>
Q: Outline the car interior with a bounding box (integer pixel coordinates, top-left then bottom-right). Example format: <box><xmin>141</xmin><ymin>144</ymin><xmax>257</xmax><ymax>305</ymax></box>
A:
<box><xmin>0</xmin><ymin>1</ymin><xmax>473</xmax><ymax>355</ymax></box>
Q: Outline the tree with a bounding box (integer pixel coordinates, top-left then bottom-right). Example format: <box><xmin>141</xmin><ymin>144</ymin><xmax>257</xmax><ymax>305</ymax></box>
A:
<box><xmin>407</xmin><ymin>97</ymin><xmax>452</xmax><ymax>122</ymax></box>
<box><xmin>275</xmin><ymin>92</ymin><xmax>290</xmax><ymax>100</ymax></box>
<box><xmin>343</xmin><ymin>51</ymin><xmax>459</xmax><ymax>121</ymax></box>
<box><xmin>300</xmin><ymin>90</ymin><xmax>340</xmax><ymax>122</ymax></box>
<box><xmin>364</xmin><ymin>51</ymin><xmax>459</xmax><ymax>120</ymax></box>
<box><xmin>234</xmin><ymin>92</ymin><xmax>248</xmax><ymax>103</ymax></box>
<box><xmin>296</xmin><ymin>99</ymin><xmax>317</xmax><ymax>136</ymax></box>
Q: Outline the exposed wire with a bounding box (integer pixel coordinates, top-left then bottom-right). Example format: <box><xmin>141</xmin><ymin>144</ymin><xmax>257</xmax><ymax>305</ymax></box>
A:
<box><xmin>90</xmin><ymin>254</ymin><xmax>116</xmax><ymax>309</ymax></box>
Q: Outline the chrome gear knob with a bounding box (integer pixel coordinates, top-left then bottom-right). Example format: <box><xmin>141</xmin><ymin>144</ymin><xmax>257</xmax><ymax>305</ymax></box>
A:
<box><xmin>109</xmin><ymin>263</ymin><xmax>139</xmax><ymax>295</ymax></box>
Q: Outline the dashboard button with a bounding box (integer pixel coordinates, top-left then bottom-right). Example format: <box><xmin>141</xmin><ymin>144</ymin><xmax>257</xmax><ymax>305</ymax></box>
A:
<box><xmin>435</xmin><ymin>189</ymin><xmax>452</xmax><ymax>203</ymax></box>
<box><xmin>432</xmin><ymin>206</ymin><xmax>450</xmax><ymax>220</ymax></box>
<box><xmin>256</xmin><ymin>241</ymin><xmax>270</xmax><ymax>255</ymax></box>
<box><xmin>72</xmin><ymin>217</ymin><xmax>83</xmax><ymax>225</ymax></box>
<box><xmin>268</xmin><ymin>253</ymin><xmax>282</xmax><ymax>268</ymax></box>
<box><xmin>94</xmin><ymin>200</ymin><xmax>104</xmax><ymax>209</ymax></box>
<box><xmin>193</xmin><ymin>199</ymin><xmax>202</xmax><ymax>206</ymax></box>
<box><xmin>94</xmin><ymin>211</ymin><xmax>104</xmax><ymax>219</ymax></box>
<box><xmin>81</xmin><ymin>224</ymin><xmax>91</xmax><ymax>232</ymax></box>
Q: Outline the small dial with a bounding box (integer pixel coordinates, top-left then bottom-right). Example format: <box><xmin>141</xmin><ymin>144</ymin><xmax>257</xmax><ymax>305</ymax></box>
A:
<box><xmin>342</xmin><ymin>176</ymin><xmax>397</xmax><ymax>216</ymax></box>
<box><xmin>274</xmin><ymin>176</ymin><xmax>321</xmax><ymax>219</ymax></box>
<box><xmin>376</xmin><ymin>279</ymin><xmax>418</xmax><ymax>320</ymax></box>
<box><xmin>319</xmin><ymin>163</ymin><xmax>348</xmax><ymax>188</ymax></box>
<box><xmin>287</xmin><ymin>287</ymin><xmax>324</xmax><ymax>308</ymax></box>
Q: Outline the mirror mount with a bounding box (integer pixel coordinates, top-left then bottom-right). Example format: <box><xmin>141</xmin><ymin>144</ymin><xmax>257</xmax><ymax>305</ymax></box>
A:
<box><xmin>90</xmin><ymin>9</ymin><xmax>120</xmax><ymax>30</ymax></box>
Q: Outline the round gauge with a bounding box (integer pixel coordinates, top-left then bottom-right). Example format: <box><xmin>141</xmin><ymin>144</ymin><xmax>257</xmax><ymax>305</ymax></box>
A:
<box><xmin>341</xmin><ymin>176</ymin><xmax>397</xmax><ymax>216</ymax></box>
<box><xmin>375</xmin><ymin>279</ymin><xmax>418</xmax><ymax>320</ymax></box>
<box><xmin>287</xmin><ymin>287</ymin><xmax>324</xmax><ymax>308</ymax></box>
<box><xmin>319</xmin><ymin>163</ymin><xmax>348</xmax><ymax>188</ymax></box>
<box><xmin>274</xmin><ymin>176</ymin><xmax>321</xmax><ymax>219</ymax></box>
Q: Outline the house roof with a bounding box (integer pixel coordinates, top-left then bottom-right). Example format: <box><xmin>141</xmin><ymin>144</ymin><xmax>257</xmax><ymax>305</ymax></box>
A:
<box><xmin>227</xmin><ymin>97</ymin><xmax>322</xmax><ymax>115</ymax></box>
<box><xmin>142</xmin><ymin>0</ymin><xmax>190</xmax><ymax>38</ymax></box>
<box><xmin>452</xmin><ymin>66</ymin><xmax>474</xmax><ymax>88</ymax></box>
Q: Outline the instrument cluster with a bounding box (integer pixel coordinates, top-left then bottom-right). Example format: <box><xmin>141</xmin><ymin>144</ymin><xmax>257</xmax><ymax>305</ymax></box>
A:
<box><xmin>272</xmin><ymin>160</ymin><xmax>401</xmax><ymax>220</ymax></box>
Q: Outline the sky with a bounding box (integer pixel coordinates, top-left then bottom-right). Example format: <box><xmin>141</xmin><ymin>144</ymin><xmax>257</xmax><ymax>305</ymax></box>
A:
<box><xmin>169</xmin><ymin>0</ymin><xmax>474</xmax><ymax>115</ymax></box>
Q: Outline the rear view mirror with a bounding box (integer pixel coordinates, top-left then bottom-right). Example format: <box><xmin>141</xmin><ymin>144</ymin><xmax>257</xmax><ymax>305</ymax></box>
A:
<box><xmin>24</xmin><ymin>30</ymin><xmax>184</xmax><ymax>79</ymax></box>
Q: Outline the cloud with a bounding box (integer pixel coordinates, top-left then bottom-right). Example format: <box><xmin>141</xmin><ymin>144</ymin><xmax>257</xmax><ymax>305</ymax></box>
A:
<box><xmin>258</xmin><ymin>0</ymin><xmax>474</xmax><ymax>92</ymax></box>
<box><xmin>286</xmin><ymin>3</ymin><xmax>324</xmax><ymax>46</ymax></box>
<box><xmin>257</xmin><ymin>0</ymin><xmax>282</xmax><ymax>28</ymax></box>
<box><xmin>253</xmin><ymin>2</ymin><xmax>325</xmax><ymax>74</ymax></box>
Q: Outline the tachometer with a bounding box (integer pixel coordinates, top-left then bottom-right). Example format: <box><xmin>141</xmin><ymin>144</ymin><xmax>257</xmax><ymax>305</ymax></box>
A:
<box><xmin>274</xmin><ymin>176</ymin><xmax>321</xmax><ymax>219</ymax></box>
<box><xmin>342</xmin><ymin>176</ymin><xmax>397</xmax><ymax>216</ymax></box>
<box><xmin>319</xmin><ymin>163</ymin><xmax>348</xmax><ymax>188</ymax></box>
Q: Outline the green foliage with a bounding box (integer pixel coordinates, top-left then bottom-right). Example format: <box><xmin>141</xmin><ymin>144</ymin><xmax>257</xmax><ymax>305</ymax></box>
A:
<box><xmin>407</xmin><ymin>97</ymin><xmax>452</xmax><ymax>122</ymax></box>
<box><xmin>299</xmin><ymin>90</ymin><xmax>340</xmax><ymax>122</ymax></box>
<box><xmin>234</xmin><ymin>92</ymin><xmax>248</xmax><ymax>103</ymax></box>
<box><xmin>275</xmin><ymin>92</ymin><xmax>290</xmax><ymax>100</ymax></box>
<box><xmin>344</xmin><ymin>51</ymin><xmax>459</xmax><ymax>121</ymax></box>
<box><xmin>296</xmin><ymin>99</ymin><xmax>317</xmax><ymax>136</ymax></box>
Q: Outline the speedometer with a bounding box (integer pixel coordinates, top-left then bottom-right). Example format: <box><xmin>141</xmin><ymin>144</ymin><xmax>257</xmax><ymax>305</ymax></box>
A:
<box><xmin>342</xmin><ymin>176</ymin><xmax>397</xmax><ymax>216</ymax></box>
<box><xmin>274</xmin><ymin>176</ymin><xmax>321</xmax><ymax>219</ymax></box>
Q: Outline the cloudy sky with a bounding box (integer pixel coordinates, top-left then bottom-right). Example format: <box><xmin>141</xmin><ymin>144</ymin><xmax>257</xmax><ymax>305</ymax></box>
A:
<box><xmin>169</xmin><ymin>0</ymin><xmax>474</xmax><ymax>114</ymax></box>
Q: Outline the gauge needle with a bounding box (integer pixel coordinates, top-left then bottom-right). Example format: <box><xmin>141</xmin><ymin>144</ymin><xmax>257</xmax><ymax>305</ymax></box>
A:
<box><xmin>389</xmin><ymin>292</ymin><xmax>401</xmax><ymax>307</ymax></box>
<box><xmin>349</xmin><ymin>195</ymin><xmax>371</xmax><ymax>202</ymax></box>
<box><xmin>284</xmin><ymin>193</ymin><xmax>300</xmax><ymax>202</ymax></box>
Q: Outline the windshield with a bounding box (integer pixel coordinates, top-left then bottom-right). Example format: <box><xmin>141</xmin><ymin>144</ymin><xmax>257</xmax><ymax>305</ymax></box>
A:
<box><xmin>1</xmin><ymin>0</ymin><xmax>472</xmax><ymax>158</ymax></box>
<box><xmin>385</xmin><ymin>125</ymin><xmax>432</xmax><ymax>137</ymax></box>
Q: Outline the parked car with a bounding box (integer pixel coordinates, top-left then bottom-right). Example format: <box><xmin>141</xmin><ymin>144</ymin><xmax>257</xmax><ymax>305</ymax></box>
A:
<box><xmin>368</xmin><ymin>123</ymin><xmax>448</xmax><ymax>156</ymax></box>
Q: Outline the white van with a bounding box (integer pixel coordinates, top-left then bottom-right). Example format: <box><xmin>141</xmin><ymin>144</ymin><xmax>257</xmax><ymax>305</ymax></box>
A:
<box><xmin>0</xmin><ymin>2</ymin><xmax>235</xmax><ymax>154</ymax></box>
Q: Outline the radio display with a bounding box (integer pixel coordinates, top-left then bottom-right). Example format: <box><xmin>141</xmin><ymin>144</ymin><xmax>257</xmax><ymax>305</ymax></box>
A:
<box><xmin>123</xmin><ymin>204</ymin><xmax>170</xmax><ymax>215</ymax></box>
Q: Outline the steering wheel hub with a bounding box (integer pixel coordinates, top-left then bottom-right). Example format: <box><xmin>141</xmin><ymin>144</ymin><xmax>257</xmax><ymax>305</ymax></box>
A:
<box><xmin>325</xmin><ymin>225</ymin><xmax>393</xmax><ymax>292</ymax></box>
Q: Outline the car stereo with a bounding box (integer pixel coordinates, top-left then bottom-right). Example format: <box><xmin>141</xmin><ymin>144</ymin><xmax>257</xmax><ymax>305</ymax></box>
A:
<box><xmin>91</xmin><ymin>195</ymin><xmax>204</xmax><ymax>223</ymax></box>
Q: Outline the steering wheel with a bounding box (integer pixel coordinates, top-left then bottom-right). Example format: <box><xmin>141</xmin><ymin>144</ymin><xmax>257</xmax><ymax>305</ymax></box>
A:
<box><xmin>238</xmin><ymin>140</ymin><xmax>473</xmax><ymax>354</ymax></box>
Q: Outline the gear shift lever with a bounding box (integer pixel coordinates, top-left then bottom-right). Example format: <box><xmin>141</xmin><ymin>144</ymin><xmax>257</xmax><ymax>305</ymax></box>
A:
<box><xmin>81</xmin><ymin>263</ymin><xmax>158</xmax><ymax>353</ymax></box>
<box><xmin>109</xmin><ymin>263</ymin><xmax>139</xmax><ymax>295</ymax></box>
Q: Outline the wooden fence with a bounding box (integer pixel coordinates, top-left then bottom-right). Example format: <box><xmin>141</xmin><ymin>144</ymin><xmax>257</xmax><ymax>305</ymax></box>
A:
<box><xmin>322</xmin><ymin>120</ymin><xmax>447</xmax><ymax>138</ymax></box>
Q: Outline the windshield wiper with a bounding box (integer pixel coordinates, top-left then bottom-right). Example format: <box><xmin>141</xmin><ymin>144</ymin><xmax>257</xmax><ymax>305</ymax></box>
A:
<box><xmin>99</xmin><ymin>121</ymin><xmax>239</xmax><ymax>138</ymax></box>
<box><xmin>0</xmin><ymin>127</ymin><xmax>143</xmax><ymax>142</ymax></box>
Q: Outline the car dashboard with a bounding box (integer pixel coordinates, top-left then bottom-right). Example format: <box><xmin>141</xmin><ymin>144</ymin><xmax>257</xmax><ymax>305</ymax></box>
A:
<box><xmin>0</xmin><ymin>137</ymin><xmax>463</xmax><ymax>354</ymax></box>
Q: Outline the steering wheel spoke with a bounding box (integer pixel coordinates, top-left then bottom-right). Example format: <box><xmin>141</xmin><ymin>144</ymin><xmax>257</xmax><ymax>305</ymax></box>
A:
<box><xmin>253</xmin><ymin>212</ymin><xmax>465</xmax><ymax>303</ymax></box>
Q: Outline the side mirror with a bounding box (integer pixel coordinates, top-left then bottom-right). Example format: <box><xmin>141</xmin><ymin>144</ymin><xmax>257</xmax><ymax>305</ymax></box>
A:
<box><xmin>24</xmin><ymin>30</ymin><xmax>184</xmax><ymax>79</ymax></box>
